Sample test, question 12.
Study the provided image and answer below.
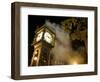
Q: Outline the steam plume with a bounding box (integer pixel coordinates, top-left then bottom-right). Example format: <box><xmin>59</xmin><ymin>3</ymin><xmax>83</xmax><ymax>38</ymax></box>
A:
<box><xmin>45</xmin><ymin>20</ymin><xmax>85</xmax><ymax>65</ymax></box>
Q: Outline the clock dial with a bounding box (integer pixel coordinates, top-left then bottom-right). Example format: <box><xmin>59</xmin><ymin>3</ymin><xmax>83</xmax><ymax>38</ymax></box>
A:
<box><xmin>44</xmin><ymin>32</ymin><xmax>52</xmax><ymax>43</ymax></box>
<box><xmin>36</xmin><ymin>32</ymin><xmax>43</xmax><ymax>42</ymax></box>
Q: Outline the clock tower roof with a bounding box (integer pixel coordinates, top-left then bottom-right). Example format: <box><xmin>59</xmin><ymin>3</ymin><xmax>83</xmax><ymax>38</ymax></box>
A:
<box><xmin>35</xmin><ymin>24</ymin><xmax>55</xmax><ymax>35</ymax></box>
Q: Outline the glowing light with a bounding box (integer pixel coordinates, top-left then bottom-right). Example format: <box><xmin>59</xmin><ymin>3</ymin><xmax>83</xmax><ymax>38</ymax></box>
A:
<box><xmin>73</xmin><ymin>61</ymin><xmax>78</xmax><ymax>65</ymax></box>
<box><xmin>34</xmin><ymin>57</ymin><xmax>38</xmax><ymax>61</ymax></box>
<box><xmin>34</xmin><ymin>51</ymin><xmax>37</xmax><ymax>55</ymax></box>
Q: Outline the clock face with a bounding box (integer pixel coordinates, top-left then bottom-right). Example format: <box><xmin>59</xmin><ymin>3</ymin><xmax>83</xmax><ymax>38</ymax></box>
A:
<box><xmin>44</xmin><ymin>32</ymin><xmax>52</xmax><ymax>43</ymax></box>
<box><xmin>36</xmin><ymin>31</ymin><xmax>43</xmax><ymax>42</ymax></box>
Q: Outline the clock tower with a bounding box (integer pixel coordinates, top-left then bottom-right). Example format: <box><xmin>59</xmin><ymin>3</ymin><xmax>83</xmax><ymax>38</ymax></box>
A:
<box><xmin>30</xmin><ymin>24</ymin><xmax>55</xmax><ymax>66</ymax></box>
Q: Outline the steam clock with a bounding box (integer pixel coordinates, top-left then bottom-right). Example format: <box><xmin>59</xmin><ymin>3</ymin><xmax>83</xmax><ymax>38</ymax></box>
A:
<box><xmin>30</xmin><ymin>24</ymin><xmax>55</xmax><ymax>66</ymax></box>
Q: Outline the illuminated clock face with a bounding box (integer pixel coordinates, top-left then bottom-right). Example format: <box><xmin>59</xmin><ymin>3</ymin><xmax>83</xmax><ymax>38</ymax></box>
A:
<box><xmin>36</xmin><ymin>32</ymin><xmax>43</xmax><ymax>42</ymax></box>
<box><xmin>44</xmin><ymin>32</ymin><xmax>52</xmax><ymax>43</ymax></box>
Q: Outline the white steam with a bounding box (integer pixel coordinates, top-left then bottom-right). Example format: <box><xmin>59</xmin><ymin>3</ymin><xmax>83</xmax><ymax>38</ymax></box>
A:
<box><xmin>45</xmin><ymin>20</ymin><xmax>85</xmax><ymax>65</ymax></box>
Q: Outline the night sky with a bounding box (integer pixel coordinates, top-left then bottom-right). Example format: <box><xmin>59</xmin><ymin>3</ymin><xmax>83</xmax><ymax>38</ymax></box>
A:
<box><xmin>28</xmin><ymin>15</ymin><xmax>72</xmax><ymax>66</ymax></box>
